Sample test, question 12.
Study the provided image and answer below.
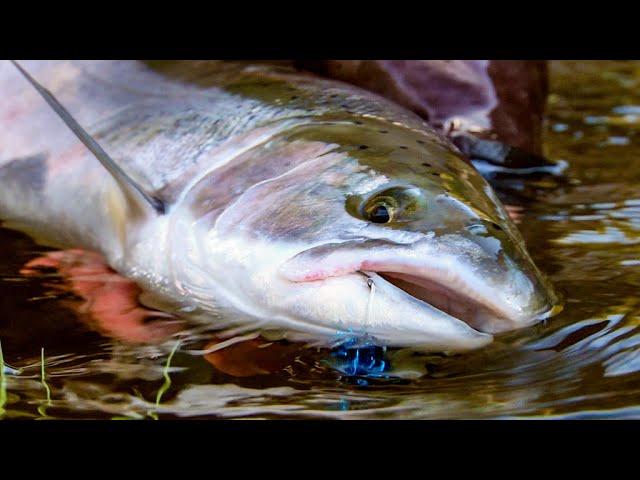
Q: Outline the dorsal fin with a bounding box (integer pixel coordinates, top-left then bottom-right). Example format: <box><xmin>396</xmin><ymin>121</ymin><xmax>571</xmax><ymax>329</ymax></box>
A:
<box><xmin>11</xmin><ymin>60</ymin><xmax>165</xmax><ymax>215</ymax></box>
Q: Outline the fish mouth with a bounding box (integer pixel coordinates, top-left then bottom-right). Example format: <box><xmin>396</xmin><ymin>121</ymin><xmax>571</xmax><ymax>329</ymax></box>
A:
<box><xmin>280</xmin><ymin>237</ymin><xmax>555</xmax><ymax>346</ymax></box>
<box><xmin>368</xmin><ymin>269</ymin><xmax>527</xmax><ymax>335</ymax></box>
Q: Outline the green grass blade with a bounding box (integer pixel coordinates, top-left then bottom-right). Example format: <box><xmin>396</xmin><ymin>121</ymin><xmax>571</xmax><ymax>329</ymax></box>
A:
<box><xmin>153</xmin><ymin>340</ymin><xmax>181</xmax><ymax>411</ymax></box>
<box><xmin>0</xmin><ymin>340</ymin><xmax>6</xmax><ymax>417</ymax></box>
<box><xmin>37</xmin><ymin>348</ymin><xmax>52</xmax><ymax>417</ymax></box>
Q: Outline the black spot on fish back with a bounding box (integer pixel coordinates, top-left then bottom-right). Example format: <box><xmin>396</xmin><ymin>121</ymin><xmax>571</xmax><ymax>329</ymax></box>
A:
<box><xmin>0</xmin><ymin>153</ymin><xmax>48</xmax><ymax>192</ymax></box>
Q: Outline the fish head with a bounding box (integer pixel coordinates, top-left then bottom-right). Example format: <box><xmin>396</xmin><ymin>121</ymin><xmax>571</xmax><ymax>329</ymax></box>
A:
<box><xmin>174</xmin><ymin>120</ymin><xmax>559</xmax><ymax>351</ymax></box>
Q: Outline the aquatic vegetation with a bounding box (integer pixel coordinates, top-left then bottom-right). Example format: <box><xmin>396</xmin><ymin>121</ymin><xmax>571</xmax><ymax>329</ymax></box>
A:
<box><xmin>0</xmin><ymin>340</ymin><xmax>6</xmax><ymax>417</ymax></box>
<box><xmin>146</xmin><ymin>340</ymin><xmax>181</xmax><ymax>420</ymax></box>
<box><xmin>155</xmin><ymin>340</ymin><xmax>181</xmax><ymax>407</ymax></box>
<box><xmin>37</xmin><ymin>348</ymin><xmax>52</xmax><ymax>418</ymax></box>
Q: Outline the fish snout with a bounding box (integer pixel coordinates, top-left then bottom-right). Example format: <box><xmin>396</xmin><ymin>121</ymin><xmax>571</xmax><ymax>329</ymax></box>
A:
<box><xmin>457</xmin><ymin>230</ymin><xmax>559</xmax><ymax>333</ymax></box>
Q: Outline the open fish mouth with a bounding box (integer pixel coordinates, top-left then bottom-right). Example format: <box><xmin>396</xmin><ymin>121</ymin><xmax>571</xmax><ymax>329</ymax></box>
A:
<box><xmin>379</xmin><ymin>272</ymin><xmax>497</xmax><ymax>331</ymax></box>
<box><xmin>280</xmin><ymin>236</ymin><xmax>557</xmax><ymax>348</ymax></box>
<box><xmin>364</xmin><ymin>269</ymin><xmax>529</xmax><ymax>335</ymax></box>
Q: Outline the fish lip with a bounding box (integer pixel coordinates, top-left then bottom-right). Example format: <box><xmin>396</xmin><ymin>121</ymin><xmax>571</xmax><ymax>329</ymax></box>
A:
<box><xmin>358</xmin><ymin>270</ymin><xmax>488</xmax><ymax>337</ymax></box>
<box><xmin>358</xmin><ymin>270</ymin><xmax>493</xmax><ymax>349</ymax></box>
<box><xmin>395</xmin><ymin>270</ymin><xmax>537</xmax><ymax>330</ymax></box>
<box><xmin>357</xmin><ymin>268</ymin><xmax>518</xmax><ymax>335</ymax></box>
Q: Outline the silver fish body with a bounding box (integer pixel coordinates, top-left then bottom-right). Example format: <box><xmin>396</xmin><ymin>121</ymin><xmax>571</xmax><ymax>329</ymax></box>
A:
<box><xmin>0</xmin><ymin>60</ymin><xmax>559</xmax><ymax>351</ymax></box>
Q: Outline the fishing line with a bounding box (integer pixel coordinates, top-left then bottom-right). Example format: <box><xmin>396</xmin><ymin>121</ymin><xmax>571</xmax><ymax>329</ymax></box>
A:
<box><xmin>365</xmin><ymin>276</ymin><xmax>376</xmax><ymax>332</ymax></box>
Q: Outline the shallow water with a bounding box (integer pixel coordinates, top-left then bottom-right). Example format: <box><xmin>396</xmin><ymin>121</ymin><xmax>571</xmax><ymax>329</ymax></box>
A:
<box><xmin>2</xmin><ymin>60</ymin><xmax>640</xmax><ymax>419</ymax></box>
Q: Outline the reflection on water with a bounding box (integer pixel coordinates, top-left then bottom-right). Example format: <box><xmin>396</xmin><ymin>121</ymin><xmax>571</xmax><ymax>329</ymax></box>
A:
<box><xmin>3</xmin><ymin>61</ymin><xmax>640</xmax><ymax>419</ymax></box>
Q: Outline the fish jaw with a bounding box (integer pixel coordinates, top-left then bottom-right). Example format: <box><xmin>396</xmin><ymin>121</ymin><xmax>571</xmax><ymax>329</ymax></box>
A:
<box><xmin>279</xmin><ymin>235</ymin><xmax>557</xmax><ymax>342</ymax></box>
<box><xmin>275</xmin><ymin>269</ymin><xmax>494</xmax><ymax>351</ymax></box>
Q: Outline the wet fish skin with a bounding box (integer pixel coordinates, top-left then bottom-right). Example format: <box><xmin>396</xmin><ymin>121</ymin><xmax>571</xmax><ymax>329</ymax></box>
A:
<box><xmin>0</xmin><ymin>60</ymin><xmax>558</xmax><ymax>351</ymax></box>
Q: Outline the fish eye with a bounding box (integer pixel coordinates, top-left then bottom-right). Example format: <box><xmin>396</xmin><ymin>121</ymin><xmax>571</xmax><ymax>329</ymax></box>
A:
<box><xmin>365</xmin><ymin>199</ymin><xmax>394</xmax><ymax>223</ymax></box>
<box><xmin>354</xmin><ymin>186</ymin><xmax>426</xmax><ymax>224</ymax></box>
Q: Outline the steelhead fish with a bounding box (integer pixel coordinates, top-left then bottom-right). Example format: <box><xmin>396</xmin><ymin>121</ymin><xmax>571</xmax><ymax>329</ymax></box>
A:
<box><xmin>0</xmin><ymin>60</ymin><xmax>559</xmax><ymax>352</ymax></box>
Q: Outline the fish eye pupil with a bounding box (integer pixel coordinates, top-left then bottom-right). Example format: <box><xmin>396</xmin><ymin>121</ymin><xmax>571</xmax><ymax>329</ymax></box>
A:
<box><xmin>370</xmin><ymin>204</ymin><xmax>390</xmax><ymax>223</ymax></box>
